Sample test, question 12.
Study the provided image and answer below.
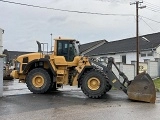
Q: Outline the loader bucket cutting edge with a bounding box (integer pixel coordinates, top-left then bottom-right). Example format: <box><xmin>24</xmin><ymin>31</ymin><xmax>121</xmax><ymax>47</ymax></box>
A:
<box><xmin>127</xmin><ymin>72</ymin><xmax>156</xmax><ymax>103</ymax></box>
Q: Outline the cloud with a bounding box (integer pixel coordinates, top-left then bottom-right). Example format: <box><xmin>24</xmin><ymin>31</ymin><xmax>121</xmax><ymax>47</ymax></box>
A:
<box><xmin>48</xmin><ymin>15</ymin><xmax>68</xmax><ymax>23</ymax></box>
<box><xmin>0</xmin><ymin>0</ymin><xmax>160</xmax><ymax>52</ymax></box>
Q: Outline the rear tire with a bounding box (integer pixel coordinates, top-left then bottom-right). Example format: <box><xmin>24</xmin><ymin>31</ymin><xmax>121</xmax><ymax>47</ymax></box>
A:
<box><xmin>80</xmin><ymin>69</ymin><xmax>110</xmax><ymax>98</ymax></box>
<box><xmin>26</xmin><ymin>68</ymin><xmax>51</xmax><ymax>94</ymax></box>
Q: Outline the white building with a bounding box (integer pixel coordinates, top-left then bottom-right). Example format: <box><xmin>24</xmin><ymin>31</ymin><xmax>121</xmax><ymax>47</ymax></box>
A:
<box><xmin>83</xmin><ymin>32</ymin><xmax>160</xmax><ymax>64</ymax></box>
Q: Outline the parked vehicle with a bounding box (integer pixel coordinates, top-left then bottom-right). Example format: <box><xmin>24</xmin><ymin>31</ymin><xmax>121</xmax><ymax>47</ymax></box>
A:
<box><xmin>3</xmin><ymin>56</ymin><xmax>14</xmax><ymax>80</ymax></box>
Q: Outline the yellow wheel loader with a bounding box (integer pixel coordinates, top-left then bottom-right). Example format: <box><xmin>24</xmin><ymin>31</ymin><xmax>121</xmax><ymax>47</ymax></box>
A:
<box><xmin>11</xmin><ymin>37</ymin><xmax>156</xmax><ymax>103</ymax></box>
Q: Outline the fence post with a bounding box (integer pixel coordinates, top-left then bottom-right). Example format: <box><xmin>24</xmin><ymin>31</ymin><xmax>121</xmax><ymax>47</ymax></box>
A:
<box><xmin>119</xmin><ymin>62</ymin><xmax>123</xmax><ymax>82</ymax></box>
<box><xmin>155</xmin><ymin>58</ymin><xmax>160</xmax><ymax>77</ymax></box>
<box><xmin>144</xmin><ymin>59</ymin><xmax>151</xmax><ymax>75</ymax></box>
<box><xmin>131</xmin><ymin>61</ymin><xmax>136</xmax><ymax>77</ymax></box>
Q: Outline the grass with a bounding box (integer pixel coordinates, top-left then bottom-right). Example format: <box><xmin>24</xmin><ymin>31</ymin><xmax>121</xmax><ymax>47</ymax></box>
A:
<box><xmin>153</xmin><ymin>78</ymin><xmax>160</xmax><ymax>91</ymax></box>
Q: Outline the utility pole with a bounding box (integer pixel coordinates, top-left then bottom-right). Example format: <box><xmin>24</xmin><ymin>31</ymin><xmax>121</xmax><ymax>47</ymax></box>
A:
<box><xmin>130</xmin><ymin>1</ymin><xmax>146</xmax><ymax>75</ymax></box>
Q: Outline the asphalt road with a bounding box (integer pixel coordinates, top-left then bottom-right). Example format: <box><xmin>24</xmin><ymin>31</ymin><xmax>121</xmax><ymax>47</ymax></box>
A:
<box><xmin>0</xmin><ymin>80</ymin><xmax>160</xmax><ymax>120</ymax></box>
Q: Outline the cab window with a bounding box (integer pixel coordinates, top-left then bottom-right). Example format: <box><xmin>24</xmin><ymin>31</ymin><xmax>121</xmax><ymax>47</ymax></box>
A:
<box><xmin>57</xmin><ymin>40</ymin><xmax>76</xmax><ymax>61</ymax></box>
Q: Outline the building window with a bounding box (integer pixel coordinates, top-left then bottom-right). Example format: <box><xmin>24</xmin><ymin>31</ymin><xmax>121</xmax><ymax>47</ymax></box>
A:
<box><xmin>141</xmin><ymin>53</ymin><xmax>146</xmax><ymax>57</ymax></box>
<box><xmin>147</xmin><ymin>52</ymin><xmax>153</xmax><ymax>56</ymax></box>
<box><xmin>121</xmin><ymin>55</ymin><xmax>126</xmax><ymax>64</ymax></box>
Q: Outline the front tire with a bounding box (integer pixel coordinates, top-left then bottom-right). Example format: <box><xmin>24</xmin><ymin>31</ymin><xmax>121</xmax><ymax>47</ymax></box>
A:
<box><xmin>47</xmin><ymin>82</ymin><xmax>57</xmax><ymax>92</ymax></box>
<box><xmin>26</xmin><ymin>68</ymin><xmax>51</xmax><ymax>94</ymax></box>
<box><xmin>80</xmin><ymin>69</ymin><xmax>110</xmax><ymax>98</ymax></box>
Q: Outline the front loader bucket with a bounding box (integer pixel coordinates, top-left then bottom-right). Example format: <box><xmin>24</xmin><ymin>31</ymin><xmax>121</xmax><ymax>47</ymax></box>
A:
<box><xmin>127</xmin><ymin>72</ymin><xmax>156</xmax><ymax>103</ymax></box>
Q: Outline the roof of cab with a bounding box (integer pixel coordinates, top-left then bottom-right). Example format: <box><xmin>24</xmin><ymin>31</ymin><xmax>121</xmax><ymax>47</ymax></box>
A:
<box><xmin>54</xmin><ymin>37</ymin><xmax>76</xmax><ymax>41</ymax></box>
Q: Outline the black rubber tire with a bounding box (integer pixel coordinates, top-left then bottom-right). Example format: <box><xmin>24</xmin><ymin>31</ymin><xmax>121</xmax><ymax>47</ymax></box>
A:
<box><xmin>52</xmin><ymin>82</ymin><xmax>57</xmax><ymax>91</ymax></box>
<box><xmin>47</xmin><ymin>82</ymin><xmax>57</xmax><ymax>92</ymax></box>
<box><xmin>106</xmin><ymin>84</ymin><xmax>112</xmax><ymax>92</ymax></box>
<box><xmin>80</xmin><ymin>69</ymin><xmax>110</xmax><ymax>98</ymax></box>
<box><xmin>26</xmin><ymin>68</ymin><xmax>51</xmax><ymax>94</ymax></box>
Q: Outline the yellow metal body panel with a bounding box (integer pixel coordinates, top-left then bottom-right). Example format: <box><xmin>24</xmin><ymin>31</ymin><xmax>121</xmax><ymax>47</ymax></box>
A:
<box><xmin>17</xmin><ymin>53</ymin><xmax>43</xmax><ymax>62</ymax></box>
<box><xmin>16</xmin><ymin>52</ymin><xmax>44</xmax><ymax>74</ymax></box>
<box><xmin>67</xmin><ymin>56</ymin><xmax>80</xmax><ymax>66</ymax></box>
<box><xmin>72</xmin><ymin>57</ymin><xmax>91</xmax><ymax>86</ymax></box>
<box><xmin>57</xmin><ymin>69</ymin><xmax>65</xmax><ymax>75</ymax></box>
<box><xmin>54</xmin><ymin>56</ymin><xmax>67</xmax><ymax>65</ymax></box>
<box><xmin>72</xmin><ymin>74</ymin><xmax>78</xmax><ymax>86</ymax></box>
<box><xmin>11</xmin><ymin>51</ymin><xmax>90</xmax><ymax>86</ymax></box>
<box><xmin>10</xmin><ymin>70</ymin><xmax>19</xmax><ymax>79</ymax></box>
<box><xmin>19</xmin><ymin>75</ymin><xmax>26</xmax><ymax>80</ymax></box>
<box><xmin>75</xmin><ymin>57</ymin><xmax>90</xmax><ymax>73</ymax></box>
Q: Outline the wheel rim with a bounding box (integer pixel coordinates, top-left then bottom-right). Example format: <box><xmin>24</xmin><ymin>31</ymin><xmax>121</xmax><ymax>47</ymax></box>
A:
<box><xmin>87</xmin><ymin>77</ymin><xmax>100</xmax><ymax>90</ymax></box>
<box><xmin>32</xmin><ymin>75</ymin><xmax>45</xmax><ymax>88</ymax></box>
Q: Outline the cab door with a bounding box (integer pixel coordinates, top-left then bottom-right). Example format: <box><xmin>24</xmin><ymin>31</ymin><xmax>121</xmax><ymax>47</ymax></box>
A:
<box><xmin>57</xmin><ymin>40</ymin><xmax>75</xmax><ymax>62</ymax></box>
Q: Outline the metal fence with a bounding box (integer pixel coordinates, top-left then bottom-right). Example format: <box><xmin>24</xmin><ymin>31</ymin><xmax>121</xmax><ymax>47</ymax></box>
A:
<box><xmin>113</xmin><ymin>58</ymin><xmax>160</xmax><ymax>80</ymax></box>
<box><xmin>101</xmin><ymin>58</ymin><xmax>160</xmax><ymax>81</ymax></box>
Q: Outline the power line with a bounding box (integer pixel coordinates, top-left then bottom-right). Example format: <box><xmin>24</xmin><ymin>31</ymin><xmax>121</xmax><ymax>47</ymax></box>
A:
<box><xmin>1</xmin><ymin>0</ymin><xmax>160</xmax><ymax>24</ymax></box>
<box><xmin>140</xmin><ymin>17</ymin><xmax>155</xmax><ymax>32</ymax></box>
<box><xmin>144</xmin><ymin>1</ymin><xmax>160</xmax><ymax>13</ymax></box>
<box><xmin>146</xmin><ymin>7</ymin><xmax>160</xmax><ymax>14</ymax></box>
<box><xmin>144</xmin><ymin>1</ymin><xmax>160</xmax><ymax>9</ymax></box>
<box><xmin>140</xmin><ymin>1</ymin><xmax>160</xmax><ymax>14</ymax></box>
<box><xmin>133</xmin><ymin>15</ymin><xmax>159</xmax><ymax>30</ymax></box>
<box><xmin>145</xmin><ymin>4</ymin><xmax>160</xmax><ymax>13</ymax></box>
<box><xmin>141</xmin><ymin>16</ymin><xmax>160</xmax><ymax>24</ymax></box>
<box><xmin>0</xmin><ymin>0</ymin><xmax>134</xmax><ymax>16</ymax></box>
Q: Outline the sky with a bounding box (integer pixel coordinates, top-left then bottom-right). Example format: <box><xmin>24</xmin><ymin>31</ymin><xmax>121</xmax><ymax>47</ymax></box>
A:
<box><xmin>0</xmin><ymin>0</ymin><xmax>160</xmax><ymax>52</ymax></box>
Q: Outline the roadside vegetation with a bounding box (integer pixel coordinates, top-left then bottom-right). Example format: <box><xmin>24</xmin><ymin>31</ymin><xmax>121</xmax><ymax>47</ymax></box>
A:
<box><xmin>153</xmin><ymin>78</ymin><xmax>160</xmax><ymax>91</ymax></box>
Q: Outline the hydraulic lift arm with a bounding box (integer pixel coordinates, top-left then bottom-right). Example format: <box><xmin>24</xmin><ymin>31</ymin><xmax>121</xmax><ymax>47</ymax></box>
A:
<box><xmin>90</xmin><ymin>57</ymin><xmax>130</xmax><ymax>94</ymax></box>
<box><xmin>90</xmin><ymin>57</ymin><xmax>156</xmax><ymax>103</ymax></box>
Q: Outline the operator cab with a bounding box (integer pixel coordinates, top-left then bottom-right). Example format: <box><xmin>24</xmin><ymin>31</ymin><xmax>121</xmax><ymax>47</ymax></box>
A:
<box><xmin>55</xmin><ymin>38</ymin><xmax>80</xmax><ymax>61</ymax></box>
